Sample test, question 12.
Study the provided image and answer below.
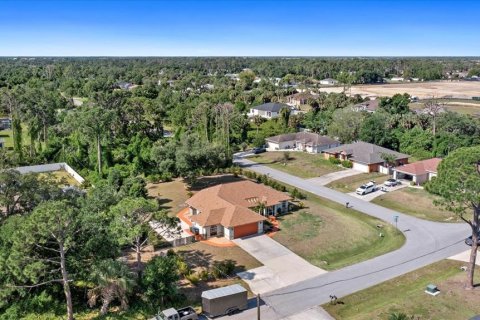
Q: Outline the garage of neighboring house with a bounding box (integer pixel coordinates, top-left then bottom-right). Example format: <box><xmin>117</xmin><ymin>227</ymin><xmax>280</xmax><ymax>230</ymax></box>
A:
<box><xmin>393</xmin><ymin>158</ymin><xmax>442</xmax><ymax>185</ymax></box>
<box><xmin>234</xmin><ymin>222</ymin><xmax>260</xmax><ymax>239</ymax></box>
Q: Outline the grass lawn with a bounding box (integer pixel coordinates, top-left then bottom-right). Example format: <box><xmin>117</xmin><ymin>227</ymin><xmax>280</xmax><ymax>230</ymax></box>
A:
<box><xmin>0</xmin><ymin>126</ymin><xmax>32</xmax><ymax>149</ymax></box>
<box><xmin>274</xmin><ymin>190</ymin><xmax>405</xmax><ymax>270</ymax></box>
<box><xmin>372</xmin><ymin>187</ymin><xmax>459</xmax><ymax>222</ymax></box>
<box><xmin>147</xmin><ymin>179</ymin><xmax>189</xmax><ymax>216</ymax></box>
<box><xmin>38</xmin><ymin>170</ymin><xmax>81</xmax><ymax>187</ymax></box>
<box><xmin>249</xmin><ymin>151</ymin><xmax>343</xmax><ymax>179</ymax></box>
<box><xmin>323</xmin><ymin>260</ymin><xmax>480</xmax><ymax>320</ymax></box>
<box><xmin>326</xmin><ymin>172</ymin><xmax>389</xmax><ymax>193</ymax></box>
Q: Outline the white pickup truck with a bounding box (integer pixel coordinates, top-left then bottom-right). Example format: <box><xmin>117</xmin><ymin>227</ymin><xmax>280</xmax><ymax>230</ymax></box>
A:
<box><xmin>158</xmin><ymin>307</ymin><xmax>198</xmax><ymax>320</ymax></box>
<box><xmin>355</xmin><ymin>181</ymin><xmax>377</xmax><ymax>195</ymax></box>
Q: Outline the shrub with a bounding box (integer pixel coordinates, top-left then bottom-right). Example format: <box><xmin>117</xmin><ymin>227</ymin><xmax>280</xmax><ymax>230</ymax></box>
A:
<box><xmin>146</xmin><ymin>174</ymin><xmax>161</xmax><ymax>183</ymax></box>
<box><xmin>341</xmin><ymin>160</ymin><xmax>353</xmax><ymax>168</ymax></box>
<box><xmin>329</xmin><ymin>157</ymin><xmax>341</xmax><ymax>165</ymax></box>
<box><xmin>198</xmin><ymin>268</ymin><xmax>210</xmax><ymax>281</ymax></box>
<box><xmin>161</xmin><ymin>172</ymin><xmax>173</xmax><ymax>182</ymax></box>
<box><xmin>177</xmin><ymin>259</ymin><xmax>191</xmax><ymax>276</ymax></box>
<box><xmin>211</xmin><ymin>260</ymin><xmax>236</xmax><ymax>279</ymax></box>
<box><xmin>185</xmin><ymin>273</ymin><xmax>200</xmax><ymax>286</ymax></box>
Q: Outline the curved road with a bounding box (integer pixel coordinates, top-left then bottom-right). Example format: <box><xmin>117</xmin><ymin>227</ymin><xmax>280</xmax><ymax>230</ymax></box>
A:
<box><xmin>231</xmin><ymin>155</ymin><xmax>469</xmax><ymax>319</ymax></box>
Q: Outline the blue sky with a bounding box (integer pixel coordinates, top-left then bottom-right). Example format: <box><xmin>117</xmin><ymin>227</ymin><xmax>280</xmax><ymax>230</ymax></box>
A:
<box><xmin>0</xmin><ymin>0</ymin><xmax>478</xmax><ymax>56</ymax></box>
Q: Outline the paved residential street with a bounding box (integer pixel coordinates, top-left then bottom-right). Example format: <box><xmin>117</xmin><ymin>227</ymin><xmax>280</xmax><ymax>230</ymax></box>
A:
<box><xmin>235</xmin><ymin>235</ymin><xmax>327</xmax><ymax>294</ymax></box>
<box><xmin>226</xmin><ymin>154</ymin><xmax>469</xmax><ymax>320</ymax></box>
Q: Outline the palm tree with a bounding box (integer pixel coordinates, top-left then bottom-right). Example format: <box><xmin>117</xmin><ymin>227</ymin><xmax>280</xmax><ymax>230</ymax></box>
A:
<box><xmin>253</xmin><ymin>115</ymin><xmax>264</xmax><ymax>136</ymax></box>
<box><xmin>88</xmin><ymin>259</ymin><xmax>136</xmax><ymax>316</ymax></box>
<box><xmin>388</xmin><ymin>312</ymin><xmax>411</xmax><ymax>320</ymax></box>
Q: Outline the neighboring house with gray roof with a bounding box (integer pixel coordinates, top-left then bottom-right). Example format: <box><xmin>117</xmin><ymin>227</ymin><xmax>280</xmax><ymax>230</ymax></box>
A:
<box><xmin>322</xmin><ymin>141</ymin><xmax>409</xmax><ymax>173</ymax></box>
<box><xmin>266</xmin><ymin>132</ymin><xmax>340</xmax><ymax>153</ymax></box>
<box><xmin>247</xmin><ymin>102</ymin><xmax>291</xmax><ymax>119</ymax></box>
<box><xmin>352</xmin><ymin>99</ymin><xmax>380</xmax><ymax>113</ymax></box>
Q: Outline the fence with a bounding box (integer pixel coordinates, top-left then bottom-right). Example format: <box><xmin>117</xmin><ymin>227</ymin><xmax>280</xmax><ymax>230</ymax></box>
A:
<box><xmin>14</xmin><ymin>162</ymin><xmax>85</xmax><ymax>184</ymax></box>
<box><xmin>170</xmin><ymin>235</ymin><xmax>195</xmax><ymax>247</ymax></box>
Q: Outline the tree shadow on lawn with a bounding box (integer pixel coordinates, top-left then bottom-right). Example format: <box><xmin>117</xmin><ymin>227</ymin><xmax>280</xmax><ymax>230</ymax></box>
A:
<box><xmin>154</xmin><ymin>197</ymin><xmax>173</xmax><ymax>211</ymax></box>
<box><xmin>176</xmin><ymin>249</ymin><xmax>249</xmax><ymax>274</ymax></box>
<box><xmin>190</xmin><ymin>175</ymin><xmax>244</xmax><ymax>191</ymax></box>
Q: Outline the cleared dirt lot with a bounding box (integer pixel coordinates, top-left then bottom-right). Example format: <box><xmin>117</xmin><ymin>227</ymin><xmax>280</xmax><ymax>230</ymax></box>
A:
<box><xmin>320</xmin><ymin>81</ymin><xmax>480</xmax><ymax>99</ymax></box>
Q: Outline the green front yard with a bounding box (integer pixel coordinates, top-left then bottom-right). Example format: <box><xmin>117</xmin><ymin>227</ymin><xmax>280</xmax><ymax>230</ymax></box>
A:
<box><xmin>326</xmin><ymin>172</ymin><xmax>389</xmax><ymax>193</ymax></box>
<box><xmin>323</xmin><ymin>260</ymin><xmax>480</xmax><ymax>320</ymax></box>
<box><xmin>372</xmin><ymin>187</ymin><xmax>459</xmax><ymax>222</ymax></box>
<box><xmin>249</xmin><ymin>151</ymin><xmax>343</xmax><ymax>179</ymax></box>
<box><xmin>274</xmin><ymin>190</ymin><xmax>405</xmax><ymax>270</ymax></box>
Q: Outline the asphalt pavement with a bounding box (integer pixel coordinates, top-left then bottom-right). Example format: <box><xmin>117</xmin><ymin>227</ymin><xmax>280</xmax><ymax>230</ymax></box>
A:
<box><xmin>227</xmin><ymin>153</ymin><xmax>469</xmax><ymax>319</ymax></box>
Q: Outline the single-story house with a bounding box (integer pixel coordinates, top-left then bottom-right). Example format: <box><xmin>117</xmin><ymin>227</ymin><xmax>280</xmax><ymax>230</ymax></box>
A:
<box><xmin>393</xmin><ymin>158</ymin><xmax>442</xmax><ymax>184</ymax></box>
<box><xmin>285</xmin><ymin>92</ymin><xmax>318</xmax><ymax>108</ymax></box>
<box><xmin>185</xmin><ymin>180</ymin><xmax>290</xmax><ymax>240</ymax></box>
<box><xmin>320</xmin><ymin>78</ymin><xmax>338</xmax><ymax>85</ymax></box>
<box><xmin>351</xmin><ymin>99</ymin><xmax>379</xmax><ymax>113</ymax></box>
<box><xmin>266</xmin><ymin>132</ymin><xmax>340</xmax><ymax>153</ymax></box>
<box><xmin>247</xmin><ymin>102</ymin><xmax>291</xmax><ymax>120</ymax></box>
<box><xmin>323</xmin><ymin>141</ymin><xmax>409</xmax><ymax>173</ymax></box>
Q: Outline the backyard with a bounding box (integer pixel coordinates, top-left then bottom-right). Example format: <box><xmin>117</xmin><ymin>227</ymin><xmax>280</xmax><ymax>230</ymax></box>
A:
<box><xmin>326</xmin><ymin>172</ymin><xmax>389</xmax><ymax>193</ymax></box>
<box><xmin>273</xmin><ymin>190</ymin><xmax>405</xmax><ymax>270</ymax></box>
<box><xmin>323</xmin><ymin>260</ymin><xmax>480</xmax><ymax>320</ymax></box>
<box><xmin>249</xmin><ymin>151</ymin><xmax>343</xmax><ymax>179</ymax></box>
<box><xmin>372</xmin><ymin>187</ymin><xmax>459</xmax><ymax>222</ymax></box>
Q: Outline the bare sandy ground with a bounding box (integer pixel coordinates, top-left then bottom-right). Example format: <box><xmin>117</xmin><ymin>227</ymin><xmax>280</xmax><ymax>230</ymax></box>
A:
<box><xmin>319</xmin><ymin>81</ymin><xmax>480</xmax><ymax>99</ymax></box>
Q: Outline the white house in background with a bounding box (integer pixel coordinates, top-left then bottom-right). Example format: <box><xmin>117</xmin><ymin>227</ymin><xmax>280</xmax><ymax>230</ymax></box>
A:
<box><xmin>323</xmin><ymin>141</ymin><xmax>409</xmax><ymax>173</ymax></box>
<box><xmin>393</xmin><ymin>158</ymin><xmax>442</xmax><ymax>185</ymax></box>
<box><xmin>247</xmin><ymin>102</ymin><xmax>291</xmax><ymax>120</ymax></box>
<box><xmin>320</xmin><ymin>78</ymin><xmax>338</xmax><ymax>85</ymax></box>
<box><xmin>390</xmin><ymin>77</ymin><xmax>404</xmax><ymax>82</ymax></box>
<box><xmin>266</xmin><ymin>132</ymin><xmax>340</xmax><ymax>153</ymax></box>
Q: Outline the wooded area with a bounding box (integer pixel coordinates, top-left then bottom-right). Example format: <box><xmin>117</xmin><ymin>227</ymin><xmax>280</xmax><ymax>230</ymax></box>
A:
<box><xmin>1</xmin><ymin>57</ymin><xmax>480</xmax><ymax>319</ymax></box>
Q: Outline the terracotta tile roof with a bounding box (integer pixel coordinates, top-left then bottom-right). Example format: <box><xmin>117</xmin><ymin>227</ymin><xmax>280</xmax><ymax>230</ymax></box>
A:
<box><xmin>394</xmin><ymin>158</ymin><xmax>442</xmax><ymax>176</ymax></box>
<box><xmin>186</xmin><ymin>180</ymin><xmax>290</xmax><ymax>228</ymax></box>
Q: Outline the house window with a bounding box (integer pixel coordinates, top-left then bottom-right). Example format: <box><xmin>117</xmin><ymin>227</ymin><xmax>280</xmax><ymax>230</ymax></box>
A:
<box><xmin>267</xmin><ymin>111</ymin><xmax>272</xmax><ymax>117</ymax></box>
<box><xmin>210</xmin><ymin>225</ymin><xmax>217</xmax><ymax>236</ymax></box>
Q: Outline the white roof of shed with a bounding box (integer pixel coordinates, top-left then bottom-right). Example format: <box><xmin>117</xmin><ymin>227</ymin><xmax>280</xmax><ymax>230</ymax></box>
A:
<box><xmin>201</xmin><ymin>284</ymin><xmax>246</xmax><ymax>300</ymax></box>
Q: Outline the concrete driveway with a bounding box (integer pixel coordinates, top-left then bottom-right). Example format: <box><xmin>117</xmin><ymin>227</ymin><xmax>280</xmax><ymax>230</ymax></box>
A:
<box><xmin>231</xmin><ymin>155</ymin><xmax>468</xmax><ymax>320</ymax></box>
<box><xmin>347</xmin><ymin>183</ymin><xmax>408</xmax><ymax>201</ymax></box>
<box><xmin>234</xmin><ymin>235</ymin><xmax>327</xmax><ymax>294</ymax></box>
<box><xmin>306</xmin><ymin>168</ymin><xmax>362</xmax><ymax>186</ymax></box>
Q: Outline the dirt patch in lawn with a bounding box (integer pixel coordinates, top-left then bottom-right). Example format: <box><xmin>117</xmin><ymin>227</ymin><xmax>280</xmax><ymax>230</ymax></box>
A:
<box><xmin>323</xmin><ymin>260</ymin><xmax>480</xmax><ymax>320</ymax></box>
<box><xmin>250</xmin><ymin>151</ymin><xmax>343</xmax><ymax>179</ymax></box>
<box><xmin>372</xmin><ymin>187</ymin><xmax>458</xmax><ymax>222</ymax></box>
<box><xmin>173</xmin><ymin>241</ymin><xmax>262</xmax><ymax>272</ymax></box>
<box><xmin>327</xmin><ymin>172</ymin><xmax>389</xmax><ymax>193</ymax></box>
<box><xmin>174</xmin><ymin>241</ymin><xmax>262</xmax><ymax>305</ymax></box>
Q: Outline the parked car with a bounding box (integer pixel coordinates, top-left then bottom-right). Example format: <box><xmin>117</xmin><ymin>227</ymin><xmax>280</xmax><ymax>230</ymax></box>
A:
<box><xmin>465</xmin><ymin>234</ymin><xmax>480</xmax><ymax>246</ymax></box>
<box><xmin>356</xmin><ymin>181</ymin><xmax>377</xmax><ymax>195</ymax></box>
<box><xmin>253</xmin><ymin>147</ymin><xmax>266</xmax><ymax>154</ymax></box>
<box><xmin>384</xmin><ymin>178</ymin><xmax>400</xmax><ymax>187</ymax></box>
<box><xmin>158</xmin><ymin>307</ymin><xmax>198</xmax><ymax>320</ymax></box>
